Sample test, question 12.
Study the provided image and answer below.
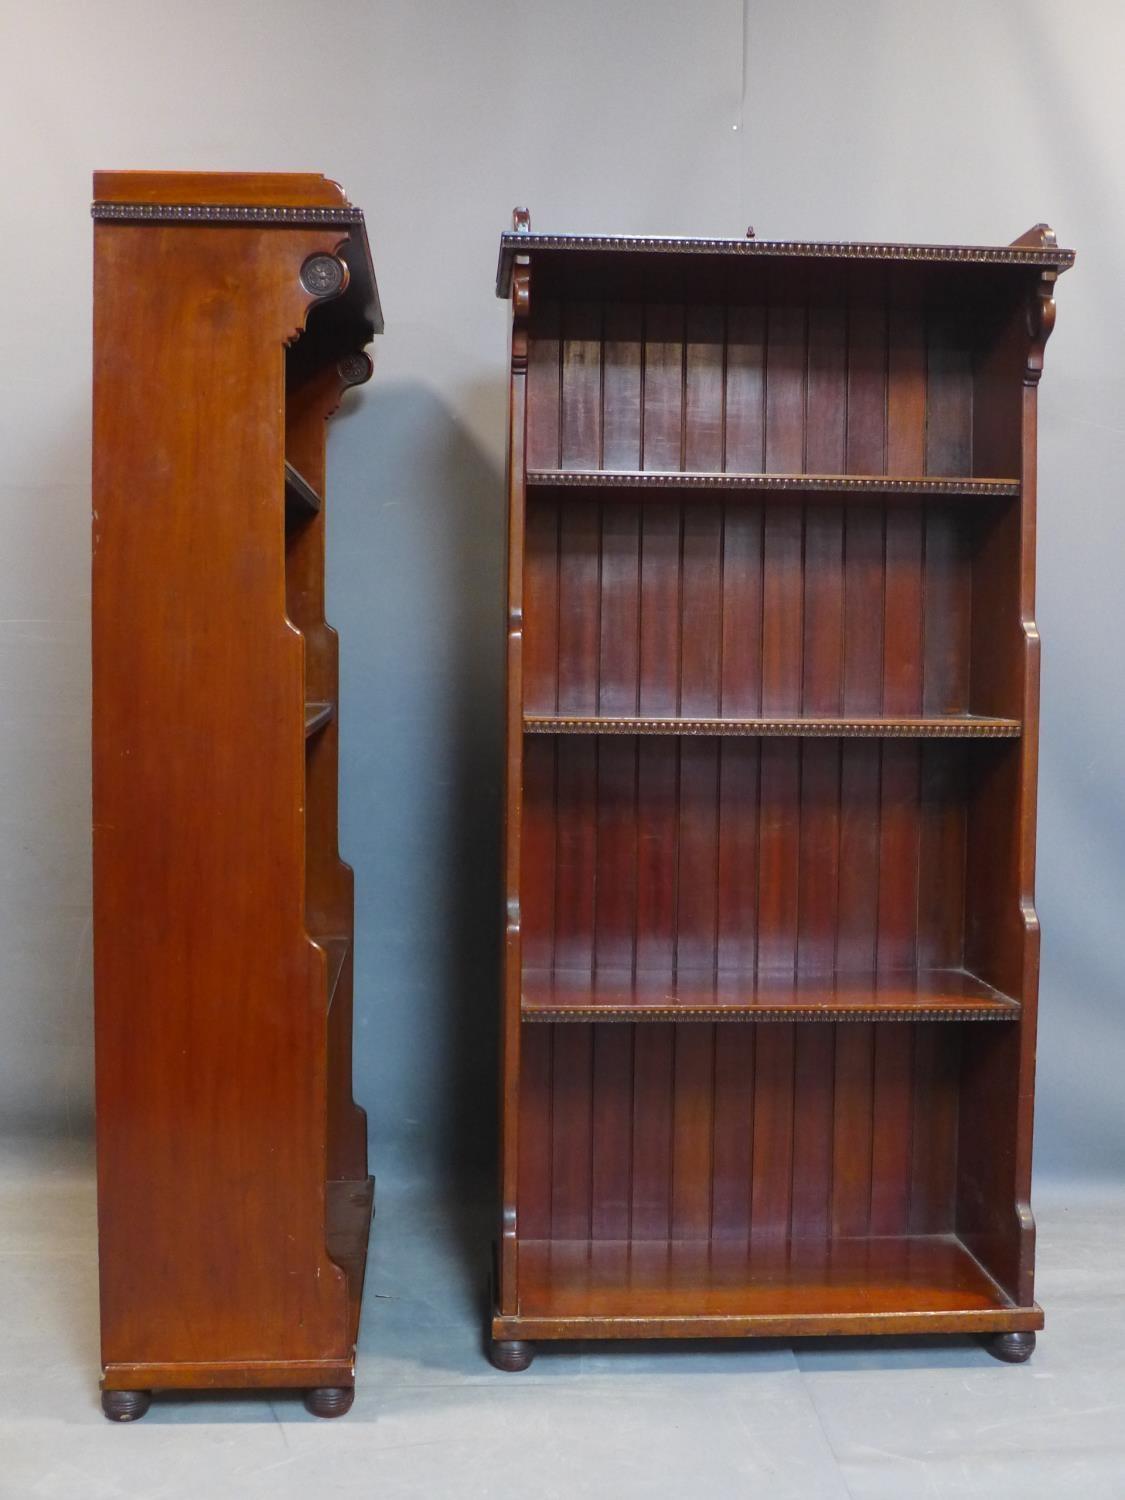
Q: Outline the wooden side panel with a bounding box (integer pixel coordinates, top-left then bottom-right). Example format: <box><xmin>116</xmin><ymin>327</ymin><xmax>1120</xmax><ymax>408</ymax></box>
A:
<box><xmin>93</xmin><ymin>219</ymin><xmax>353</xmax><ymax>1369</ymax></box>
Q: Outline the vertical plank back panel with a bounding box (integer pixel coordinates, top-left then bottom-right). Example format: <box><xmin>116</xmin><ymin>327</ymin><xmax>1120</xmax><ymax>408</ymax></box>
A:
<box><xmin>503</xmin><ymin>236</ymin><xmax>1068</xmax><ymax>1338</ymax></box>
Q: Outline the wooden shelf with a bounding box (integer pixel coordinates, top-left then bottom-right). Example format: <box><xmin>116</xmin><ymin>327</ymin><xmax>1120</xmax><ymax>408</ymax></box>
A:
<box><xmin>496</xmin><ymin>227</ymin><xmax>1076</xmax><ymax>297</ymax></box>
<box><xmin>509</xmin><ymin>1234</ymin><xmax>1030</xmax><ymax>1329</ymax></box>
<box><xmin>285</xmin><ymin>461</ymin><xmax>322</xmax><ymax>524</ymax></box>
<box><xmin>524</xmin><ymin>714</ymin><xmax>1020</xmax><ymax>739</ymax></box>
<box><xmin>304</xmin><ymin>700</ymin><xmax>335</xmax><ymax>737</ymax></box>
<box><xmin>525</xmin><ymin>469</ymin><xmax>1019</xmax><ymax>499</ymax></box>
<box><xmin>315</xmin><ymin>935</ymin><xmax>349</xmax><ymax>1016</ymax></box>
<box><xmin>522</xmin><ymin>966</ymin><xmax>1019</xmax><ymax>1023</ymax></box>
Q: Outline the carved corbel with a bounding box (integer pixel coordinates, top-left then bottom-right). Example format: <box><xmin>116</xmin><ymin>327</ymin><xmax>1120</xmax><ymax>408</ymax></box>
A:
<box><xmin>1024</xmin><ymin>271</ymin><xmax>1057</xmax><ymax>387</ymax></box>
<box><xmin>1010</xmin><ymin>225</ymin><xmax>1059</xmax><ymax>386</ymax></box>
<box><xmin>510</xmin><ymin>208</ymin><xmax>531</xmax><ymax>373</ymax></box>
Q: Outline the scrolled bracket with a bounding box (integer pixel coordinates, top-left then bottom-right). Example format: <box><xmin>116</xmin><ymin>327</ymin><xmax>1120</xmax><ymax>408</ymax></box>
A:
<box><xmin>1024</xmin><ymin>270</ymin><xmax>1057</xmax><ymax>387</ymax></box>
<box><xmin>511</xmin><ymin>263</ymin><xmax>530</xmax><ymax>373</ymax></box>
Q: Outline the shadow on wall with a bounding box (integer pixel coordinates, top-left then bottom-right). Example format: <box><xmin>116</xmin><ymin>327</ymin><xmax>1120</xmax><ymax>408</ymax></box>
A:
<box><xmin>2</xmin><ymin>412</ymin><xmax>94</xmax><ymax>1137</ymax></box>
<box><xmin>331</xmin><ymin>379</ymin><xmax>507</xmax><ymax>1179</ymax></box>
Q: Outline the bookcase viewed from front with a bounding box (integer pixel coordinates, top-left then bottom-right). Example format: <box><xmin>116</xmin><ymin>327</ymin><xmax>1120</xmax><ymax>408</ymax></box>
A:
<box><xmin>92</xmin><ymin>172</ymin><xmax>380</xmax><ymax>1420</ymax></box>
<box><xmin>491</xmin><ymin>215</ymin><xmax>1073</xmax><ymax>1367</ymax></box>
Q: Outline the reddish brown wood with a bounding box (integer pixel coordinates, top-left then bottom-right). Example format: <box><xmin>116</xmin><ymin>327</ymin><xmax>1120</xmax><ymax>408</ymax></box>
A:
<box><xmin>511</xmin><ymin>1235</ymin><xmax>1030</xmax><ymax>1320</ymax></box>
<box><xmin>520</xmin><ymin>971</ymin><xmax>1023</xmax><ymax>1024</ymax></box>
<box><xmin>494</xmin><ymin>221</ymin><xmax>1070</xmax><ymax>1357</ymax></box>
<box><xmin>92</xmin><ymin>171</ymin><xmax>378</xmax><ymax>1415</ymax></box>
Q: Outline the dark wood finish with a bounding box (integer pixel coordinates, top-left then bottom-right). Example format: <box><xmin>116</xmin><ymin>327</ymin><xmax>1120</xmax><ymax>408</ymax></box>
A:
<box><xmin>92</xmin><ymin>171</ymin><xmax>379</xmax><ymax>1416</ymax></box>
<box><xmin>304</xmin><ymin>1386</ymin><xmax>356</xmax><ymax>1418</ymax></box>
<box><xmin>984</xmin><ymin>1330</ymin><xmax>1037</xmax><ymax>1363</ymax></box>
<box><xmin>526</xmin><ymin>470</ymin><xmax>1019</xmax><ymax>497</ymax></box>
<box><xmin>488</xmin><ymin>1339</ymin><xmax>535</xmax><ymax>1371</ymax></box>
<box><xmin>522</xmin><ymin>968</ymin><xmax>1019</xmax><ymax>1023</ymax></box>
<box><xmin>524</xmin><ymin>715</ymin><xmax>1020</xmax><ymax>737</ymax></box>
<box><xmin>496</xmin><ymin>229</ymin><xmax>1075</xmax><ymax>298</ymax></box>
<box><xmin>494</xmin><ymin>214</ymin><xmax>1071</xmax><ymax>1360</ymax></box>
<box><xmin>286</xmin><ymin>461</ymin><xmax>323</xmax><ymax>524</ymax></box>
<box><xmin>101</xmin><ymin>1389</ymin><xmax>151</xmax><ymax>1423</ymax></box>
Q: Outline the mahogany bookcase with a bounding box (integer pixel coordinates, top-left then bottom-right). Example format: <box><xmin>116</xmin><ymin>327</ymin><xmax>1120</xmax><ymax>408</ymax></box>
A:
<box><xmin>92</xmin><ymin>172</ymin><xmax>380</xmax><ymax>1419</ymax></box>
<box><xmin>490</xmin><ymin>214</ymin><xmax>1073</xmax><ymax>1368</ymax></box>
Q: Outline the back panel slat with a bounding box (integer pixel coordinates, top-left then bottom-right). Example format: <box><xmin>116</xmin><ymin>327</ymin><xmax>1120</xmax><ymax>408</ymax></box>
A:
<box><xmin>523</xmin><ymin>738</ymin><xmax>970</xmax><ymax>979</ymax></box>
<box><xmin>560</xmin><ymin>301</ymin><xmax>603</xmax><ymax>469</ymax></box>
<box><xmin>524</xmin><ymin>286</ymin><xmax>976</xmax><ymax>483</ymax></box>
<box><xmin>521</xmin><ymin>1014</ymin><xmax>963</xmax><ymax>1245</ymax></box>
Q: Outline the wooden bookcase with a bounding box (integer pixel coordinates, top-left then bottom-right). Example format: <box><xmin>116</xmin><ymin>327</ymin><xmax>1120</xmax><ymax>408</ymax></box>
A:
<box><xmin>92</xmin><ymin>172</ymin><xmax>381</xmax><ymax>1419</ymax></box>
<box><xmin>491</xmin><ymin>214</ymin><xmax>1073</xmax><ymax>1368</ymax></box>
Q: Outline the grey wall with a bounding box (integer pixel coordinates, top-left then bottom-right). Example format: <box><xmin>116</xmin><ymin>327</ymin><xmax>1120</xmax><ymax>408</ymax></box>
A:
<box><xmin>2</xmin><ymin>0</ymin><xmax>1121</xmax><ymax>1178</ymax></box>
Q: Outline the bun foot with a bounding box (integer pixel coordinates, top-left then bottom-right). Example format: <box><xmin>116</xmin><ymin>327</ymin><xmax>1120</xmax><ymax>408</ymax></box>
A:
<box><xmin>303</xmin><ymin>1385</ymin><xmax>355</xmax><ymax>1418</ymax></box>
<box><xmin>489</xmin><ymin>1338</ymin><xmax>534</xmax><ymax>1372</ymax></box>
<box><xmin>984</xmin><ymin>1330</ymin><xmax>1036</xmax><ymax>1363</ymax></box>
<box><xmin>101</xmin><ymin>1389</ymin><xmax>152</xmax><ymax>1422</ymax></box>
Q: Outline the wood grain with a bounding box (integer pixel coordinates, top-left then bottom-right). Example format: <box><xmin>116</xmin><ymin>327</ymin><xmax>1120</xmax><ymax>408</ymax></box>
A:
<box><xmin>93</xmin><ymin>172</ymin><xmax>376</xmax><ymax>1407</ymax></box>
<box><xmin>496</xmin><ymin>226</ymin><xmax>1069</xmax><ymax>1351</ymax></box>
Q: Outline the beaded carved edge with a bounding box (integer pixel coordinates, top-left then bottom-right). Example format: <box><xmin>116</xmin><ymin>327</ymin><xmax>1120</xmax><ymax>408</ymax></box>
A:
<box><xmin>91</xmin><ymin>202</ymin><xmax>365</xmax><ymax>225</ymax></box>
<box><xmin>523</xmin><ymin>716</ymin><xmax>1022</xmax><ymax>739</ymax></box>
<box><xmin>525</xmin><ymin>1007</ymin><xmax>1019</xmax><ymax>1023</ymax></box>
<box><xmin>525</xmin><ymin>470</ymin><xmax>1020</xmax><ymax>497</ymax></box>
<box><xmin>496</xmin><ymin>232</ymin><xmax>1075</xmax><ymax>294</ymax></box>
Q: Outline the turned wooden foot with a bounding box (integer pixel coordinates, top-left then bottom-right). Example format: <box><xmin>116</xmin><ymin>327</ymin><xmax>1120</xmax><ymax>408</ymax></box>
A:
<box><xmin>303</xmin><ymin>1385</ymin><xmax>355</xmax><ymax>1418</ymax></box>
<box><xmin>101</xmin><ymin>1389</ymin><xmax>152</xmax><ymax>1422</ymax></box>
<box><xmin>489</xmin><ymin>1338</ymin><xmax>534</xmax><ymax>1371</ymax></box>
<box><xmin>984</xmin><ymin>1330</ymin><xmax>1036</xmax><ymax>1363</ymax></box>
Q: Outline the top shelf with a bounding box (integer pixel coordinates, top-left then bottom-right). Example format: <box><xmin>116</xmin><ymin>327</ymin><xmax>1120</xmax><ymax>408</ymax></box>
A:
<box><xmin>525</xmin><ymin>470</ymin><xmax>1019</xmax><ymax>499</ymax></box>
<box><xmin>497</xmin><ymin>226</ymin><xmax>1075</xmax><ymax>296</ymax></box>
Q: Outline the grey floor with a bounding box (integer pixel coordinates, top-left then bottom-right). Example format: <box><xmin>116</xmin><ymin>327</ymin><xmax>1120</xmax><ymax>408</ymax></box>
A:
<box><xmin>2</xmin><ymin>1137</ymin><xmax>1123</xmax><ymax>1498</ymax></box>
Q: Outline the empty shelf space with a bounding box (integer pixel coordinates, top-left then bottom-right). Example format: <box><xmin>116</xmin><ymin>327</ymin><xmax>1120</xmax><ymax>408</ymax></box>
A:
<box><xmin>524</xmin><ymin>714</ymin><xmax>1020</xmax><ymax>739</ymax></box>
<box><xmin>285</xmin><ymin>461</ymin><xmax>322</xmax><ymax>523</ymax></box>
<box><xmin>514</xmin><ymin>1234</ymin><xmax>1018</xmax><ymax>1322</ymax></box>
<box><xmin>525</xmin><ymin>469</ymin><xmax>1019</xmax><ymax>499</ymax></box>
<box><xmin>305</xmin><ymin>700</ymin><xmax>335</xmax><ymax>737</ymax></box>
<box><xmin>521</xmin><ymin>967</ymin><xmax>1020</xmax><ymax>1022</ymax></box>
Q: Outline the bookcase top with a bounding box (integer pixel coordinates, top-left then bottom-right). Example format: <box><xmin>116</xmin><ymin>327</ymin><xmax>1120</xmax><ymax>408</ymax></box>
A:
<box><xmin>496</xmin><ymin>227</ymin><xmax>1075</xmax><ymax>297</ymax></box>
<box><xmin>92</xmin><ymin>171</ymin><xmax>383</xmax><ymax>335</ymax></box>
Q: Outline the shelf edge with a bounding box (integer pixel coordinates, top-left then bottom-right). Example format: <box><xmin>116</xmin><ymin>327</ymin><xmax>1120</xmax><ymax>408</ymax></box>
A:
<box><xmin>524</xmin><ymin>715</ymin><xmax>1022</xmax><ymax>740</ymax></box>
<box><xmin>525</xmin><ymin>469</ymin><xmax>1020</xmax><ymax>496</ymax></box>
<box><xmin>304</xmin><ymin>701</ymin><xmax>335</xmax><ymax>737</ymax></box>
<box><xmin>286</xmin><ymin>461</ymin><xmax>323</xmax><ymax>522</ymax></box>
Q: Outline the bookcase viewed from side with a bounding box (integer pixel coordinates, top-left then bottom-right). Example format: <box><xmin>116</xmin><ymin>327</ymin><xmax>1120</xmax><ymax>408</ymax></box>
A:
<box><xmin>491</xmin><ymin>214</ymin><xmax>1073</xmax><ymax>1368</ymax></box>
<box><xmin>92</xmin><ymin>172</ymin><xmax>381</xmax><ymax>1420</ymax></box>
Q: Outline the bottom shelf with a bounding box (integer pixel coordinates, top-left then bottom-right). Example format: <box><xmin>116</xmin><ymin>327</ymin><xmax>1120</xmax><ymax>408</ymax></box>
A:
<box><xmin>512</xmin><ymin>1234</ymin><xmax>1026</xmax><ymax>1326</ymax></box>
